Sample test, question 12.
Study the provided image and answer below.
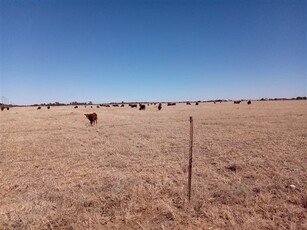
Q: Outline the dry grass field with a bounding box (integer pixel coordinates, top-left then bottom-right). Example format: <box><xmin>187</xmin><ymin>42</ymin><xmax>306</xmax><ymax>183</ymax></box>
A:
<box><xmin>0</xmin><ymin>100</ymin><xmax>306</xmax><ymax>229</ymax></box>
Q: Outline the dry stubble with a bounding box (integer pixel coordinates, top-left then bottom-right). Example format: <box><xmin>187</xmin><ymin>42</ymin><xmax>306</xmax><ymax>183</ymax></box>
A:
<box><xmin>0</xmin><ymin>101</ymin><xmax>306</xmax><ymax>229</ymax></box>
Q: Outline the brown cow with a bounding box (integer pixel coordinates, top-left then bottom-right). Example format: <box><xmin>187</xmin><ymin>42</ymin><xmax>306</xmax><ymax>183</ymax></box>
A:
<box><xmin>47</xmin><ymin>106</ymin><xmax>50</xmax><ymax>109</ymax></box>
<box><xmin>167</xmin><ymin>102</ymin><xmax>176</xmax><ymax>106</ymax></box>
<box><xmin>84</xmin><ymin>113</ymin><xmax>98</xmax><ymax>125</ymax></box>
<box><xmin>234</xmin><ymin>100</ymin><xmax>241</xmax><ymax>104</ymax></box>
<box><xmin>74</xmin><ymin>106</ymin><xmax>78</xmax><ymax>108</ymax></box>
<box><xmin>158</xmin><ymin>103</ymin><xmax>162</xmax><ymax>111</ymax></box>
<box><xmin>37</xmin><ymin>106</ymin><xmax>41</xmax><ymax>110</ymax></box>
<box><xmin>186</xmin><ymin>102</ymin><xmax>191</xmax><ymax>105</ymax></box>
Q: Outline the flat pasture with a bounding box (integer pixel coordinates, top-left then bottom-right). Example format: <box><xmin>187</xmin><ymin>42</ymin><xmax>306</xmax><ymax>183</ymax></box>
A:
<box><xmin>0</xmin><ymin>101</ymin><xmax>306</xmax><ymax>229</ymax></box>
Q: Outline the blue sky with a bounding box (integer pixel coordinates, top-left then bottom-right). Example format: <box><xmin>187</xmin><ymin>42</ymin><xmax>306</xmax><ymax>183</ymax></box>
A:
<box><xmin>0</xmin><ymin>0</ymin><xmax>306</xmax><ymax>105</ymax></box>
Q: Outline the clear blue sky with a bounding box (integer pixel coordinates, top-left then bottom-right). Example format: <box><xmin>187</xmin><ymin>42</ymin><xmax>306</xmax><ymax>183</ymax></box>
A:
<box><xmin>0</xmin><ymin>0</ymin><xmax>306</xmax><ymax>105</ymax></box>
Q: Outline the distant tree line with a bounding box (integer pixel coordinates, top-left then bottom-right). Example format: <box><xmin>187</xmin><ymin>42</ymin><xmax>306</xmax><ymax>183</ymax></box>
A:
<box><xmin>259</xmin><ymin>96</ymin><xmax>306</xmax><ymax>101</ymax></box>
<box><xmin>31</xmin><ymin>102</ymin><xmax>66</xmax><ymax>107</ymax></box>
<box><xmin>30</xmin><ymin>101</ymin><xmax>95</xmax><ymax>107</ymax></box>
<box><xmin>70</xmin><ymin>101</ymin><xmax>87</xmax><ymax>105</ymax></box>
<box><xmin>70</xmin><ymin>101</ymin><xmax>94</xmax><ymax>105</ymax></box>
<box><xmin>2</xmin><ymin>96</ymin><xmax>306</xmax><ymax>107</ymax></box>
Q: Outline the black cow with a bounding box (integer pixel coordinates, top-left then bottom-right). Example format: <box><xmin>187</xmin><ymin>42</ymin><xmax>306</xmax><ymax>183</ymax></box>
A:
<box><xmin>247</xmin><ymin>100</ymin><xmax>251</xmax><ymax>105</ymax></box>
<box><xmin>158</xmin><ymin>103</ymin><xmax>162</xmax><ymax>111</ymax></box>
<box><xmin>139</xmin><ymin>104</ymin><xmax>146</xmax><ymax>110</ymax></box>
<box><xmin>129</xmin><ymin>104</ymin><xmax>137</xmax><ymax>108</ymax></box>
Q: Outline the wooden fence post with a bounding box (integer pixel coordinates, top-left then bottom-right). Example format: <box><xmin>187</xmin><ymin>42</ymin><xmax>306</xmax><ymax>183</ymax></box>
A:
<box><xmin>188</xmin><ymin>116</ymin><xmax>193</xmax><ymax>202</ymax></box>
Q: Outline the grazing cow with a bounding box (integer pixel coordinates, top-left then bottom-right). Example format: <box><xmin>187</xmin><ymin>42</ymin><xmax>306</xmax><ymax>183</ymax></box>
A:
<box><xmin>129</xmin><ymin>104</ymin><xmax>138</xmax><ymax>108</ymax></box>
<box><xmin>47</xmin><ymin>106</ymin><xmax>50</xmax><ymax>109</ymax></box>
<box><xmin>158</xmin><ymin>103</ymin><xmax>162</xmax><ymax>111</ymax></box>
<box><xmin>234</xmin><ymin>100</ymin><xmax>241</xmax><ymax>104</ymax></box>
<box><xmin>195</xmin><ymin>102</ymin><xmax>199</xmax><ymax>105</ymax></box>
<box><xmin>74</xmin><ymin>106</ymin><xmax>78</xmax><ymax>109</ymax></box>
<box><xmin>97</xmin><ymin>105</ymin><xmax>100</xmax><ymax>108</ymax></box>
<box><xmin>186</xmin><ymin>102</ymin><xmax>191</xmax><ymax>105</ymax></box>
<box><xmin>84</xmin><ymin>113</ymin><xmax>98</xmax><ymax>125</ymax></box>
<box><xmin>121</xmin><ymin>104</ymin><xmax>125</xmax><ymax>107</ymax></box>
<box><xmin>247</xmin><ymin>100</ymin><xmax>251</xmax><ymax>105</ymax></box>
<box><xmin>112</xmin><ymin>104</ymin><xmax>119</xmax><ymax>107</ymax></box>
<box><xmin>167</xmin><ymin>102</ymin><xmax>176</xmax><ymax>106</ymax></box>
<box><xmin>37</xmin><ymin>106</ymin><xmax>41</xmax><ymax>110</ymax></box>
<box><xmin>139</xmin><ymin>104</ymin><xmax>146</xmax><ymax>110</ymax></box>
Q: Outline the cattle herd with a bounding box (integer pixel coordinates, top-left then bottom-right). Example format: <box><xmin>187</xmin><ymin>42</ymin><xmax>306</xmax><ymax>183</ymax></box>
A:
<box><xmin>1</xmin><ymin>107</ymin><xmax>9</xmax><ymax>111</ymax></box>
<box><xmin>1</xmin><ymin>100</ymin><xmax>253</xmax><ymax>126</ymax></box>
<box><xmin>1</xmin><ymin>100</ymin><xmax>253</xmax><ymax>112</ymax></box>
<box><xmin>234</xmin><ymin>100</ymin><xmax>252</xmax><ymax>105</ymax></box>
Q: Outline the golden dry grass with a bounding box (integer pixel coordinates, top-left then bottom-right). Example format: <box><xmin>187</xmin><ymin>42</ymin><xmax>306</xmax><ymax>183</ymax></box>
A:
<box><xmin>0</xmin><ymin>101</ymin><xmax>306</xmax><ymax>229</ymax></box>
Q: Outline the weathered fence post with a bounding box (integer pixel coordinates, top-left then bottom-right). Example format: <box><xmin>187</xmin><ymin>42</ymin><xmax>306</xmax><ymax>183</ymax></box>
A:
<box><xmin>188</xmin><ymin>116</ymin><xmax>193</xmax><ymax>202</ymax></box>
